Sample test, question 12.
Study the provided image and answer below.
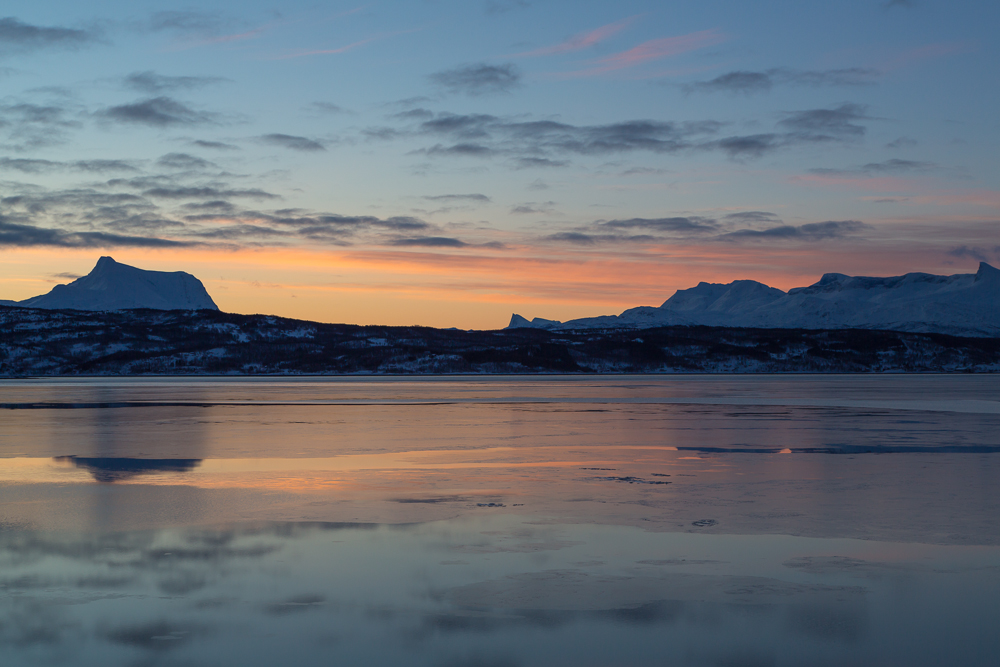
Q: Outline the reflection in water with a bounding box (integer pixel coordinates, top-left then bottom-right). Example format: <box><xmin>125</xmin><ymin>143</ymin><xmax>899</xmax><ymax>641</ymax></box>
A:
<box><xmin>0</xmin><ymin>519</ymin><xmax>997</xmax><ymax>666</ymax></box>
<box><xmin>53</xmin><ymin>456</ymin><xmax>202</xmax><ymax>483</ymax></box>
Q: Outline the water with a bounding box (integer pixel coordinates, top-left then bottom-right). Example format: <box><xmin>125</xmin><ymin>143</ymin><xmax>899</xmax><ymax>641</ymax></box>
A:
<box><xmin>1</xmin><ymin>375</ymin><xmax>999</xmax><ymax>666</ymax></box>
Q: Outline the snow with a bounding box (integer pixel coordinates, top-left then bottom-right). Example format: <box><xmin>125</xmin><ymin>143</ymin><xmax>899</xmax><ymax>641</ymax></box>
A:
<box><xmin>509</xmin><ymin>262</ymin><xmax>1000</xmax><ymax>337</ymax></box>
<box><xmin>10</xmin><ymin>256</ymin><xmax>218</xmax><ymax>312</ymax></box>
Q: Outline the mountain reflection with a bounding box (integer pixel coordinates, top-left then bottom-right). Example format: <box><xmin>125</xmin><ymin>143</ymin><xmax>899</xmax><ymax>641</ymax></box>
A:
<box><xmin>53</xmin><ymin>456</ymin><xmax>202</xmax><ymax>483</ymax></box>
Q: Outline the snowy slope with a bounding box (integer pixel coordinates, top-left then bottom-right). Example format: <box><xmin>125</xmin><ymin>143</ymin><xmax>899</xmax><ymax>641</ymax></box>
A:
<box><xmin>508</xmin><ymin>263</ymin><xmax>1000</xmax><ymax>337</ymax></box>
<box><xmin>11</xmin><ymin>257</ymin><xmax>218</xmax><ymax>311</ymax></box>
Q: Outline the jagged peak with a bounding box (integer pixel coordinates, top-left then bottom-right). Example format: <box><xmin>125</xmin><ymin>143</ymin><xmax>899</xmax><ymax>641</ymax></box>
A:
<box><xmin>976</xmin><ymin>261</ymin><xmax>999</xmax><ymax>282</ymax></box>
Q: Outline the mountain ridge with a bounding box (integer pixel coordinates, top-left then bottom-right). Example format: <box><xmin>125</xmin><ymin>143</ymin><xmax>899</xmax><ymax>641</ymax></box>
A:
<box><xmin>509</xmin><ymin>262</ymin><xmax>1000</xmax><ymax>337</ymax></box>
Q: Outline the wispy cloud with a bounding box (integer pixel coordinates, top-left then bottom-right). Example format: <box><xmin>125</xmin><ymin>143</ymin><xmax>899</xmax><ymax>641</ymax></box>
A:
<box><xmin>0</xmin><ymin>17</ymin><xmax>98</xmax><ymax>56</ymax></box>
<box><xmin>515</xmin><ymin>16</ymin><xmax>638</xmax><ymax>57</ymax></box>
<box><xmin>717</xmin><ymin>220</ymin><xmax>868</xmax><ymax>242</ymax></box>
<box><xmin>808</xmin><ymin>159</ymin><xmax>935</xmax><ymax>176</ymax></box>
<box><xmin>97</xmin><ymin>97</ymin><xmax>220</xmax><ymax>127</ymax></box>
<box><xmin>422</xmin><ymin>194</ymin><xmax>491</xmax><ymax>203</ymax></box>
<box><xmin>0</xmin><ymin>157</ymin><xmax>138</xmax><ymax>174</ymax></box>
<box><xmin>563</xmin><ymin>29</ymin><xmax>726</xmax><ymax>77</ymax></box>
<box><xmin>274</xmin><ymin>38</ymin><xmax>375</xmax><ymax>60</ymax></box>
<box><xmin>123</xmin><ymin>71</ymin><xmax>229</xmax><ymax>93</ymax></box>
<box><xmin>429</xmin><ymin>63</ymin><xmax>521</xmax><ymax>96</ymax></box>
<box><xmin>273</xmin><ymin>27</ymin><xmax>422</xmax><ymax>60</ymax></box>
<box><xmin>0</xmin><ymin>219</ymin><xmax>198</xmax><ymax>249</ymax></box>
<box><xmin>256</xmin><ymin>133</ymin><xmax>326</xmax><ymax>151</ymax></box>
<box><xmin>683</xmin><ymin>67</ymin><xmax>879</xmax><ymax>94</ymax></box>
<box><xmin>390</xmin><ymin>236</ymin><xmax>468</xmax><ymax>248</ymax></box>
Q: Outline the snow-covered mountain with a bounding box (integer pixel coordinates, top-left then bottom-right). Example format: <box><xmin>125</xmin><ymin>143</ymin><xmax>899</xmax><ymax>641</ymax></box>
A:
<box><xmin>5</xmin><ymin>257</ymin><xmax>218</xmax><ymax>311</ymax></box>
<box><xmin>509</xmin><ymin>262</ymin><xmax>1000</xmax><ymax>337</ymax></box>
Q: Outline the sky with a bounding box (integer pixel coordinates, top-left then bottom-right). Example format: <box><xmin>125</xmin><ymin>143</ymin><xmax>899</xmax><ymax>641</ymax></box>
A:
<box><xmin>0</xmin><ymin>0</ymin><xmax>998</xmax><ymax>328</ymax></box>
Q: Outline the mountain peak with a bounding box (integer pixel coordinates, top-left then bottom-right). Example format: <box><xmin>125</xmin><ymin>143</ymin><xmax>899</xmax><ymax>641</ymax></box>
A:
<box><xmin>17</xmin><ymin>258</ymin><xmax>219</xmax><ymax>312</ymax></box>
<box><xmin>976</xmin><ymin>261</ymin><xmax>1000</xmax><ymax>282</ymax></box>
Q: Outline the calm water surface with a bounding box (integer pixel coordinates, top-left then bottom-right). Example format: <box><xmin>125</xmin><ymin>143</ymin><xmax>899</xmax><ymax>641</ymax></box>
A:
<box><xmin>1</xmin><ymin>375</ymin><xmax>999</xmax><ymax>666</ymax></box>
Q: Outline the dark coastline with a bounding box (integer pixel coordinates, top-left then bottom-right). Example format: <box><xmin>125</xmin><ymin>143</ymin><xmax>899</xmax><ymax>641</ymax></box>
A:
<box><xmin>2</xmin><ymin>305</ymin><xmax>999</xmax><ymax>376</ymax></box>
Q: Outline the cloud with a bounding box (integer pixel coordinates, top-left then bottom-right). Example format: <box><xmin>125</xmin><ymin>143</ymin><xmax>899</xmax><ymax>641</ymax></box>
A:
<box><xmin>0</xmin><ymin>176</ymin><xmax>446</xmax><ymax>250</ymax></box>
<box><xmin>544</xmin><ymin>232</ymin><xmax>595</xmax><ymax>244</ymax></box>
<box><xmin>0</xmin><ymin>157</ymin><xmax>62</xmax><ymax>173</ymax></box>
<box><xmin>156</xmin><ymin>153</ymin><xmax>217</xmax><ymax>170</ymax></box>
<box><xmin>0</xmin><ymin>157</ymin><xmax>137</xmax><ymax>173</ymax></box>
<box><xmin>543</xmin><ymin>231</ymin><xmax>656</xmax><ymax>245</ymax></box>
<box><xmin>516</xmin><ymin>17</ymin><xmax>637</xmax><ymax>57</ymax></box>
<box><xmin>123</xmin><ymin>71</ymin><xmax>228</xmax><ymax>93</ymax></box>
<box><xmin>390</xmin><ymin>236</ymin><xmax>468</xmax><ymax>247</ymax></box>
<box><xmin>722</xmin><ymin>211</ymin><xmax>781</xmax><ymax>224</ymax></box>
<box><xmin>362</xmin><ymin>127</ymin><xmax>403</xmax><ymax>140</ymax></box>
<box><xmin>540</xmin><ymin>213</ymin><xmax>870</xmax><ymax>247</ymax></box>
<box><xmin>0</xmin><ymin>218</ymin><xmax>196</xmax><ymax>248</ymax></box>
<box><xmin>305</xmin><ymin>101</ymin><xmax>347</xmax><ymax>115</ymax></box>
<box><xmin>190</xmin><ymin>139</ymin><xmax>239</xmax><ymax>150</ymax></box>
<box><xmin>711</xmin><ymin>133</ymin><xmax>783</xmax><ymax>158</ymax></box>
<box><xmin>98</xmin><ymin>97</ymin><xmax>219</xmax><ymax>127</ymax></box>
<box><xmin>510</xmin><ymin>201</ymin><xmax>556</xmax><ymax>215</ymax></box>
<box><xmin>718</xmin><ymin>220</ymin><xmax>868</xmax><ymax>242</ymax></box>
<box><xmin>860</xmin><ymin>159</ymin><xmax>937</xmax><ymax>173</ymax></box>
<box><xmin>416</xmin><ymin>113</ymin><xmax>723</xmax><ymax>160</ymax></box>
<box><xmin>181</xmin><ymin>200</ymin><xmax>236</xmax><ymax>212</ymax></box>
<box><xmin>886</xmin><ymin>136</ymin><xmax>917</xmax><ymax>149</ymax></box>
<box><xmin>391</xmin><ymin>108</ymin><xmax>435</xmax><ymax>121</ymax></box>
<box><xmin>686</xmin><ymin>70</ymin><xmax>772</xmax><ymax>94</ymax></box>
<box><xmin>429</xmin><ymin>63</ymin><xmax>521</xmax><ymax>96</ymax></box>
<box><xmin>146</xmin><ymin>11</ymin><xmax>225</xmax><ymax>35</ymax></box>
<box><xmin>422</xmin><ymin>194</ymin><xmax>491</xmax><ymax>203</ymax></box>
<box><xmin>514</xmin><ymin>157</ymin><xmax>569</xmax><ymax>169</ymax></box>
<box><xmin>142</xmin><ymin>186</ymin><xmax>278</xmax><ymax>200</ymax></box>
<box><xmin>275</xmin><ymin>38</ymin><xmax>378</xmax><ymax>60</ymax></box>
<box><xmin>778</xmin><ymin>103</ymin><xmax>870</xmax><ymax>140</ymax></box>
<box><xmin>421</xmin><ymin>143</ymin><xmax>496</xmax><ymax>157</ymax></box>
<box><xmin>684</xmin><ymin>68</ymin><xmax>878</xmax><ymax>94</ymax></box>
<box><xmin>0</xmin><ymin>101</ymin><xmax>82</xmax><ymax>151</ymax></box>
<box><xmin>401</xmin><ymin>106</ymin><xmax>874</xmax><ymax>163</ymax></box>
<box><xmin>620</xmin><ymin>166</ymin><xmax>669</xmax><ymax>176</ymax></box>
<box><xmin>257</xmin><ymin>133</ymin><xmax>325</xmax><ymax>151</ymax></box>
<box><xmin>708</xmin><ymin>104</ymin><xmax>875</xmax><ymax>158</ymax></box>
<box><xmin>810</xmin><ymin>159</ymin><xmax>934</xmax><ymax>176</ymax></box>
<box><xmin>600</xmin><ymin>216</ymin><xmax>718</xmax><ymax>233</ymax></box>
<box><xmin>568</xmin><ymin>30</ymin><xmax>726</xmax><ymax>77</ymax></box>
<box><xmin>75</xmin><ymin>159</ymin><xmax>140</xmax><ymax>173</ymax></box>
<box><xmin>948</xmin><ymin>245</ymin><xmax>999</xmax><ymax>263</ymax></box>
<box><xmin>257</xmin><ymin>212</ymin><xmax>430</xmax><ymax>234</ymax></box>
<box><xmin>0</xmin><ymin>17</ymin><xmax>96</xmax><ymax>55</ymax></box>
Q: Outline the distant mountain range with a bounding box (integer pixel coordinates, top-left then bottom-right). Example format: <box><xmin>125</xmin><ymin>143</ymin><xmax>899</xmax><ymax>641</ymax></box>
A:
<box><xmin>0</xmin><ymin>257</ymin><xmax>218</xmax><ymax>312</ymax></box>
<box><xmin>509</xmin><ymin>262</ymin><xmax>1000</xmax><ymax>337</ymax></box>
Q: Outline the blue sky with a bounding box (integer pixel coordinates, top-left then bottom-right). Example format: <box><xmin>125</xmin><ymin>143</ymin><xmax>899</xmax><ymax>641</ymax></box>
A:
<box><xmin>1</xmin><ymin>1</ymin><xmax>998</xmax><ymax>326</ymax></box>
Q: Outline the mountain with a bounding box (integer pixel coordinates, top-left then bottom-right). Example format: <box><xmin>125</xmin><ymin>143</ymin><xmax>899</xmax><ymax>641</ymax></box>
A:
<box><xmin>509</xmin><ymin>262</ymin><xmax>1000</xmax><ymax>337</ymax></box>
<box><xmin>9</xmin><ymin>257</ymin><xmax>218</xmax><ymax>311</ymax></box>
